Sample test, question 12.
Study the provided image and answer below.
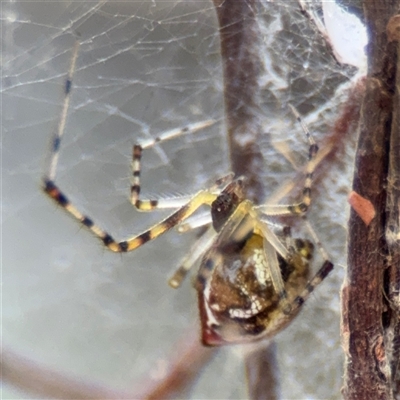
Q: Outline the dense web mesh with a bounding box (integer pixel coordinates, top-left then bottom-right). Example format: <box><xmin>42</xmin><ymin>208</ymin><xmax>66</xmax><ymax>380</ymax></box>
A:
<box><xmin>3</xmin><ymin>2</ymin><xmax>364</xmax><ymax>399</ymax></box>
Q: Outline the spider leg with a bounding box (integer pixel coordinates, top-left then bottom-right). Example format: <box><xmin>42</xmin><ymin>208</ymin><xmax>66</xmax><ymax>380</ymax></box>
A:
<box><xmin>258</xmin><ymin>216</ymin><xmax>333</xmax><ymax>315</ymax></box>
<box><xmin>257</xmin><ymin>222</ymin><xmax>292</xmax><ymax>313</ymax></box>
<box><xmin>256</xmin><ymin>105</ymin><xmax>319</xmax><ymax>217</ymax></box>
<box><xmin>45</xmin><ymin>40</ymin><xmax>79</xmax><ymax>182</ymax></box>
<box><xmin>42</xmin><ymin>41</ymin><xmax>218</xmax><ymax>253</ymax></box>
<box><xmin>131</xmin><ymin>120</ymin><xmax>215</xmax><ymax>211</ymax></box>
<box><xmin>302</xmin><ymin>217</ymin><xmax>331</xmax><ymax>261</ymax></box>
<box><xmin>253</xmin><ymin>106</ymin><xmax>334</xmax><ymax>314</ymax></box>
<box><xmin>292</xmin><ymin>216</ymin><xmax>334</xmax><ymax>310</ymax></box>
<box><xmin>258</xmin><ymin>217</ymin><xmax>289</xmax><ymax>231</ymax></box>
<box><xmin>44</xmin><ymin>180</ymin><xmax>216</xmax><ymax>253</ymax></box>
<box><xmin>279</xmin><ymin>220</ymin><xmax>334</xmax><ymax>316</ymax></box>
<box><xmin>291</xmin><ymin>259</ymin><xmax>334</xmax><ymax>312</ymax></box>
<box><xmin>176</xmin><ymin>212</ymin><xmax>213</xmax><ymax>233</ymax></box>
<box><xmin>168</xmin><ymin>226</ymin><xmax>216</xmax><ymax>288</ymax></box>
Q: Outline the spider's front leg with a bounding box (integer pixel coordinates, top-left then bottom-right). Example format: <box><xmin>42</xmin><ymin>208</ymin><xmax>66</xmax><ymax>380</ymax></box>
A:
<box><xmin>44</xmin><ymin>180</ymin><xmax>217</xmax><ymax>253</ymax></box>
<box><xmin>43</xmin><ymin>41</ymin><xmax>218</xmax><ymax>254</ymax></box>
<box><xmin>130</xmin><ymin>121</ymin><xmax>215</xmax><ymax>212</ymax></box>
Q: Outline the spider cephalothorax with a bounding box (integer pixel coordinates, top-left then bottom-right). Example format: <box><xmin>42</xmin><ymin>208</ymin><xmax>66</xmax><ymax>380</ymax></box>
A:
<box><xmin>211</xmin><ymin>178</ymin><xmax>245</xmax><ymax>231</ymax></box>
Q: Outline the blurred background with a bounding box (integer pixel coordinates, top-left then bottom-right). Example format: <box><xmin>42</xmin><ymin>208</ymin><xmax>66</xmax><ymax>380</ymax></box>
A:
<box><xmin>2</xmin><ymin>1</ymin><xmax>363</xmax><ymax>398</ymax></box>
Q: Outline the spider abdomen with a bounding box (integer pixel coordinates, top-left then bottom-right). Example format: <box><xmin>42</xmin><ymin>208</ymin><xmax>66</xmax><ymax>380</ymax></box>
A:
<box><xmin>198</xmin><ymin>233</ymin><xmax>313</xmax><ymax>346</ymax></box>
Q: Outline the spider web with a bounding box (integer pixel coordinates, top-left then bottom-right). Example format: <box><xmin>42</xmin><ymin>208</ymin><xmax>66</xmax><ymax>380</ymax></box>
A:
<box><xmin>2</xmin><ymin>1</ymin><xmax>364</xmax><ymax>399</ymax></box>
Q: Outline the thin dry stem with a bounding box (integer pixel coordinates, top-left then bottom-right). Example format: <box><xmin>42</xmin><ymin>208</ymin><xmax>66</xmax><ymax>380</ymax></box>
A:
<box><xmin>342</xmin><ymin>2</ymin><xmax>400</xmax><ymax>399</ymax></box>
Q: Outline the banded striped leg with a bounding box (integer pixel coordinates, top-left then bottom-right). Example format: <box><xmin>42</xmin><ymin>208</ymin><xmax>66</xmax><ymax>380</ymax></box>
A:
<box><xmin>261</xmin><ymin>208</ymin><xmax>333</xmax><ymax>316</ymax></box>
<box><xmin>42</xmin><ymin>42</ymin><xmax>219</xmax><ymax>253</ymax></box>
<box><xmin>44</xmin><ymin>180</ymin><xmax>217</xmax><ymax>253</ymax></box>
<box><xmin>259</xmin><ymin>216</ymin><xmax>334</xmax><ymax>316</ymax></box>
<box><xmin>260</xmin><ymin>212</ymin><xmax>333</xmax><ymax>316</ymax></box>
<box><xmin>292</xmin><ymin>217</ymin><xmax>334</xmax><ymax>308</ymax></box>
<box><xmin>255</xmin><ymin>104</ymin><xmax>319</xmax><ymax>217</ymax></box>
<box><xmin>131</xmin><ymin>120</ymin><xmax>216</xmax><ymax>212</ymax></box>
<box><xmin>44</xmin><ymin>41</ymin><xmax>79</xmax><ymax>182</ymax></box>
<box><xmin>291</xmin><ymin>259</ymin><xmax>334</xmax><ymax>311</ymax></box>
<box><xmin>256</xmin><ymin>107</ymin><xmax>333</xmax><ymax>311</ymax></box>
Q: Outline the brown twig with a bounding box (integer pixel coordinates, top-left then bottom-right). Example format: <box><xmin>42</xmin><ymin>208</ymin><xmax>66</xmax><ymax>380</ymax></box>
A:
<box><xmin>385</xmin><ymin>13</ymin><xmax>400</xmax><ymax>399</ymax></box>
<box><xmin>136</xmin><ymin>329</ymin><xmax>215</xmax><ymax>400</ymax></box>
<box><xmin>342</xmin><ymin>2</ymin><xmax>400</xmax><ymax>399</ymax></box>
<box><xmin>212</xmin><ymin>1</ymin><xmax>366</xmax><ymax>399</ymax></box>
<box><xmin>213</xmin><ymin>0</ymin><xmax>266</xmax><ymax>204</ymax></box>
<box><xmin>212</xmin><ymin>1</ymin><xmax>281</xmax><ymax>399</ymax></box>
<box><xmin>244</xmin><ymin>342</ymin><xmax>279</xmax><ymax>400</ymax></box>
<box><xmin>1</xmin><ymin>348</ymin><xmax>133</xmax><ymax>400</ymax></box>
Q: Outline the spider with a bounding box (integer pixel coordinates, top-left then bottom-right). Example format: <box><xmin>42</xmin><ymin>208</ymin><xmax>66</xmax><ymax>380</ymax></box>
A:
<box><xmin>43</xmin><ymin>41</ymin><xmax>333</xmax><ymax>347</ymax></box>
